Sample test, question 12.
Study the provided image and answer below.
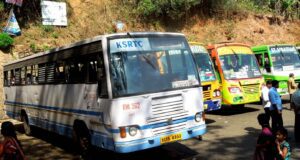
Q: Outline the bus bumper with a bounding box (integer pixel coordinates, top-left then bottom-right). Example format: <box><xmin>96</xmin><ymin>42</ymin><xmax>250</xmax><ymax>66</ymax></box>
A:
<box><xmin>114</xmin><ymin>124</ymin><xmax>206</xmax><ymax>153</ymax></box>
<box><xmin>204</xmin><ymin>99</ymin><xmax>221</xmax><ymax>111</ymax></box>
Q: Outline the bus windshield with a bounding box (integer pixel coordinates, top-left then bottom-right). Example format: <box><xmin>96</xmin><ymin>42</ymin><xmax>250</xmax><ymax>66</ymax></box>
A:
<box><xmin>270</xmin><ymin>46</ymin><xmax>300</xmax><ymax>71</ymax></box>
<box><xmin>109</xmin><ymin>36</ymin><xmax>200</xmax><ymax>97</ymax></box>
<box><xmin>220</xmin><ymin>54</ymin><xmax>261</xmax><ymax>80</ymax></box>
<box><xmin>190</xmin><ymin>45</ymin><xmax>216</xmax><ymax>82</ymax></box>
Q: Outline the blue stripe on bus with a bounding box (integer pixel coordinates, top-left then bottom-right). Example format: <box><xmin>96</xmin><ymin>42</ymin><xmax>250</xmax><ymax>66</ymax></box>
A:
<box><xmin>5</xmin><ymin>101</ymin><xmax>201</xmax><ymax>134</ymax></box>
<box><xmin>5</xmin><ymin>101</ymin><xmax>103</xmax><ymax>116</ymax></box>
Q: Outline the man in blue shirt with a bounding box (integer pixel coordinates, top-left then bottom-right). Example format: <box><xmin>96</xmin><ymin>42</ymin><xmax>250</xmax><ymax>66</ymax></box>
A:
<box><xmin>269</xmin><ymin>80</ymin><xmax>283</xmax><ymax>133</ymax></box>
<box><xmin>291</xmin><ymin>83</ymin><xmax>300</xmax><ymax>142</ymax></box>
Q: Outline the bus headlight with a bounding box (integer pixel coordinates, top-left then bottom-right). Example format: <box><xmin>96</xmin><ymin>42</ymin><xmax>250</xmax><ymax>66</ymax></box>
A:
<box><xmin>212</xmin><ymin>91</ymin><xmax>217</xmax><ymax>97</ymax></box>
<box><xmin>216</xmin><ymin>90</ymin><xmax>221</xmax><ymax>97</ymax></box>
<box><xmin>128</xmin><ymin>126</ymin><xmax>138</xmax><ymax>136</ymax></box>
<box><xmin>195</xmin><ymin>112</ymin><xmax>202</xmax><ymax>122</ymax></box>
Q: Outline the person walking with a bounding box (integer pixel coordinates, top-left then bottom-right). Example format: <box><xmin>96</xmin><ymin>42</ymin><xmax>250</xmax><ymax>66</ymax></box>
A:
<box><xmin>261</xmin><ymin>80</ymin><xmax>272</xmax><ymax>122</ymax></box>
<box><xmin>288</xmin><ymin>73</ymin><xmax>297</xmax><ymax>110</ymax></box>
<box><xmin>291</xmin><ymin>83</ymin><xmax>300</xmax><ymax>142</ymax></box>
<box><xmin>269</xmin><ymin>80</ymin><xmax>283</xmax><ymax>133</ymax></box>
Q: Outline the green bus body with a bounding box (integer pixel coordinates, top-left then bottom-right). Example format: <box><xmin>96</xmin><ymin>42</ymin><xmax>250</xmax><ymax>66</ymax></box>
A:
<box><xmin>252</xmin><ymin>45</ymin><xmax>300</xmax><ymax>95</ymax></box>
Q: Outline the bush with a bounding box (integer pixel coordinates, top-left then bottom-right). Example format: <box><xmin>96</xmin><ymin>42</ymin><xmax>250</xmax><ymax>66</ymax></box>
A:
<box><xmin>136</xmin><ymin>0</ymin><xmax>201</xmax><ymax>19</ymax></box>
<box><xmin>0</xmin><ymin>33</ymin><xmax>14</xmax><ymax>49</ymax></box>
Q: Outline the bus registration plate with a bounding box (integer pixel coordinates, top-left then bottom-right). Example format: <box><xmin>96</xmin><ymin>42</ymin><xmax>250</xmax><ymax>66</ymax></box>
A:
<box><xmin>160</xmin><ymin>133</ymin><xmax>182</xmax><ymax>144</ymax></box>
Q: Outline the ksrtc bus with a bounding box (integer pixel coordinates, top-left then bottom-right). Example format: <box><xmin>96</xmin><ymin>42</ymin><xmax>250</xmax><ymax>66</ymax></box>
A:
<box><xmin>189</xmin><ymin>42</ymin><xmax>221</xmax><ymax>111</ymax></box>
<box><xmin>252</xmin><ymin>45</ymin><xmax>300</xmax><ymax>95</ymax></box>
<box><xmin>3</xmin><ymin>32</ymin><xmax>206</xmax><ymax>153</ymax></box>
<box><xmin>207</xmin><ymin>43</ymin><xmax>264</xmax><ymax>106</ymax></box>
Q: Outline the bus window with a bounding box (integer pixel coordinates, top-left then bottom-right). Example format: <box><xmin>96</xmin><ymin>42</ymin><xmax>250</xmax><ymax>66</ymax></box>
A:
<box><xmin>10</xmin><ymin>70</ymin><xmax>15</xmax><ymax>85</ymax></box>
<box><xmin>55</xmin><ymin>62</ymin><xmax>65</xmax><ymax>83</ymax></box>
<box><xmin>4</xmin><ymin>71</ymin><xmax>8</xmax><ymax>86</ymax></box>
<box><xmin>15</xmin><ymin>68</ymin><xmax>21</xmax><ymax>85</ymax></box>
<box><xmin>38</xmin><ymin>63</ymin><xmax>47</xmax><ymax>83</ymax></box>
<box><xmin>32</xmin><ymin>65</ymin><xmax>38</xmax><ymax>84</ymax></box>
<box><xmin>26</xmin><ymin>66</ymin><xmax>32</xmax><ymax>85</ymax></box>
<box><xmin>47</xmin><ymin>63</ymin><xmax>56</xmax><ymax>83</ymax></box>
<box><xmin>255</xmin><ymin>54</ymin><xmax>263</xmax><ymax>67</ymax></box>
<box><xmin>264</xmin><ymin>53</ymin><xmax>271</xmax><ymax>72</ymax></box>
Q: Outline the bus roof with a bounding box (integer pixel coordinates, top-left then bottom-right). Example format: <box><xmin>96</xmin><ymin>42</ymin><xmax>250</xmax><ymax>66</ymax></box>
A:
<box><xmin>207</xmin><ymin>42</ymin><xmax>250</xmax><ymax>50</ymax></box>
<box><xmin>252</xmin><ymin>44</ymin><xmax>296</xmax><ymax>53</ymax></box>
<box><xmin>4</xmin><ymin>32</ymin><xmax>184</xmax><ymax>67</ymax></box>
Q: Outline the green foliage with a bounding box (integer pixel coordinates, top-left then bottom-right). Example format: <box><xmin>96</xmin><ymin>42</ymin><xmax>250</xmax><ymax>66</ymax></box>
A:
<box><xmin>30</xmin><ymin>43</ymin><xmax>37</xmax><ymax>53</ymax></box>
<box><xmin>136</xmin><ymin>0</ymin><xmax>201</xmax><ymax>19</ymax></box>
<box><xmin>41</xmin><ymin>25</ymin><xmax>54</xmax><ymax>33</ymax></box>
<box><xmin>0</xmin><ymin>2</ymin><xmax>4</xmax><ymax>12</ymax></box>
<box><xmin>0</xmin><ymin>33</ymin><xmax>14</xmax><ymax>49</ymax></box>
<box><xmin>51</xmin><ymin>32</ymin><xmax>59</xmax><ymax>39</ymax></box>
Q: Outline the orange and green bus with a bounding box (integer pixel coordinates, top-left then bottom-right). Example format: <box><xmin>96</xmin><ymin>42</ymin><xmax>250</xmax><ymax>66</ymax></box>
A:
<box><xmin>252</xmin><ymin>45</ymin><xmax>300</xmax><ymax>95</ymax></box>
<box><xmin>189</xmin><ymin>42</ymin><xmax>221</xmax><ymax>111</ymax></box>
<box><xmin>207</xmin><ymin>43</ymin><xmax>264</xmax><ymax>106</ymax></box>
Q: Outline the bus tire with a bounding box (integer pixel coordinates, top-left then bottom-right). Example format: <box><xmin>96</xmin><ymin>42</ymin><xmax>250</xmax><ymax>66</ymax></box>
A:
<box><xmin>73</xmin><ymin>120</ymin><xmax>91</xmax><ymax>158</ymax></box>
<box><xmin>21</xmin><ymin>111</ymin><xmax>32</xmax><ymax>136</ymax></box>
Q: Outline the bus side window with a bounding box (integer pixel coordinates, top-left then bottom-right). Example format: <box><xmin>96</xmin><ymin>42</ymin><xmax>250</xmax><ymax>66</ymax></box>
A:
<box><xmin>26</xmin><ymin>66</ymin><xmax>32</xmax><ymax>85</ymax></box>
<box><xmin>55</xmin><ymin>62</ymin><xmax>65</xmax><ymax>83</ymax></box>
<box><xmin>32</xmin><ymin>65</ymin><xmax>38</xmax><ymax>84</ymax></box>
<box><xmin>38</xmin><ymin>63</ymin><xmax>47</xmax><ymax>84</ymax></box>
<box><xmin>255</xmin><ymin>54</ymin><xmax>263</xmax><ymax>67</ymax></box>
<box><xmin>97</xmin><ymin>54</ymin><xmax>108</xmax><ymax>98</ymax></box>
<box><xmin>46</xmin><ymin>62</ymin><xmax>56</xmax><ymax>83</ymax></box>
<box><xmin>10</xmin><ymin>70</ymin><xmax>15</xmax><ymax>85</ymax></box>
<box><xmin>4</xmin><ymin>71</ymin><xmax>8</xmax><ymax>86</ymax></box>
<box><xmin>15</xmin><ymin>68</ymin><xmax>21</xmax><ymax>85</ymax></box>
<box><xmin>264</xmin><ymin>53</ymin><xmax>271</xmax><ymax>73</ymax></box>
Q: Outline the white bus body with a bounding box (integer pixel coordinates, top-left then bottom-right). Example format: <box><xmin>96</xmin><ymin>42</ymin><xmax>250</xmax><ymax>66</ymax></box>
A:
<box><xmin>3</xmin><ymin>32</ymin><xmax>206</xmax><ymax>153</ymax></box>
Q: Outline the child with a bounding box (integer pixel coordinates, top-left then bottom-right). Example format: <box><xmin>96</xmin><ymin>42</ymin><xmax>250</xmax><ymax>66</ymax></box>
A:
<box><xmin>275</xmin><ymin>127</ymin><xmax>291</xmax><ymax>160</ymax></box>
<box><xmin>0</xmin><ymin>121</ymin><xmax>26</xmax><ymax>160</ymax></box>
<box><xmin>254</xmin><ymin>113</ymin><xmax>275</xmax><ymax>160</ymax></box>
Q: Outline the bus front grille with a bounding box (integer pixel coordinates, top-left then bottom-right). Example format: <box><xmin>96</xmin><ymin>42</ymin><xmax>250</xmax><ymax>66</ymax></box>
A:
<box><xmin>203</xmin><ymin>91</ymin><xmax>210</xmax><ymax>99</ymax></box>
<box><xmin>148</xmin><ymin>94</ymin><xmax>188</xmax><ymax>124</ymax></box>
<box><xmin>152</xmin><ymin>123</ymin><xmax>187</xmax><ymax>136</ymax></box>
<box><xmin>242</xmin><ymin>84</ymin><xmax>259</xmax><ymax>94</ymax></box>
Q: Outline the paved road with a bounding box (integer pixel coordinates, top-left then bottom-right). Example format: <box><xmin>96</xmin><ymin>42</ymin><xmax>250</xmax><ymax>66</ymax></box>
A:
<box><xmin>3</xmin><ymin>97</ymin><xmax>300</xmax><ymax>160</ymax></box>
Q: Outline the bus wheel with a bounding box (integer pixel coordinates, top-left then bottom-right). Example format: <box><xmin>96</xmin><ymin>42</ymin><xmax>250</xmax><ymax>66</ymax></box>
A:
<box><xmin>21</xmin><ymin>112</ymin><xmax>32</xmax><ymax>136</ymax></box>
<box><xmin>73</xmin><ymin>121</ymin><xmax>91</xmax><ymax>158</ymax></box>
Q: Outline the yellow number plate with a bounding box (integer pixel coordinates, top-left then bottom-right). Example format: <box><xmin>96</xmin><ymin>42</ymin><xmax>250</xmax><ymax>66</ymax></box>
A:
<box><xmin>160</xmin><ymin>133</ymin><xmax>182</xmax><ymax>144</ymax></box>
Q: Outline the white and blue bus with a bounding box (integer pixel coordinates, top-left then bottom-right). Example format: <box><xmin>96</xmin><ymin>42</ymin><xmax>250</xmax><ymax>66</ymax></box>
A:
<box><xmin>3</xmin><ymin>32</ymin><xmax>206</xmax><ymax>153</ymax></box>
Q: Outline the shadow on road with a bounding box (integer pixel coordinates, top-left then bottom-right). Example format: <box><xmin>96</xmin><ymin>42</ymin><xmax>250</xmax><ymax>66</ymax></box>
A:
<box><xmin>16</xmin><ymin>126</ymin><xmax>199</xmax><ymax>160</ymax></box>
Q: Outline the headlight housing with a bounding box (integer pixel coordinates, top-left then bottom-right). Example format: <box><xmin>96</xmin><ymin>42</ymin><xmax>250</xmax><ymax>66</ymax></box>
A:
<box><xmin>195</xmin><ymin>112</ymin><xmax>202</xmax><ymax>122</ymax></box>
<box><xmin>128</xmin><ymin>126</ymin><xmax>138</xmax><ymax>136</ymax></box>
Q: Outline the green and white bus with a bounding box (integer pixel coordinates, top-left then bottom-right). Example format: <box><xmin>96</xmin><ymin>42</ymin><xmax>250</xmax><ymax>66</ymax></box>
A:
<box><xmin>252</xmin><ymin>45</ymin><xmax>300</xmax><ymax>95</ymax></box>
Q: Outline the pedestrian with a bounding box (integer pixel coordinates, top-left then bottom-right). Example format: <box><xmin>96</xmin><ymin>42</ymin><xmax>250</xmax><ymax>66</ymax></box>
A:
<box><xmin>261</xmin><ymin>80</ymin><xmax>272</xmax><ymax>122</ymax></box>
<box><xmin>0</xmin><ymin>121</ymin><xmax>26</xmax><ymax>160</ymax></box>
<box><xmin>288</xmin><ymin>73</ymin><xmax>296</xmax><ymax>110</ymax></box>
<box><xmin>275</xmin><ymin>127</ymin><xmax>291</xmax><ymax>160</ymax></box>
<box><xmin>254</xmin><ymin>113</ymin><xmax>275</xmax><ymax>160</ymax></box>
<box><xmin>291</xmin><ymin>83</ymin><xmax>300</xmax><ymax>142</ymax></box>
<box><xmin>269</xmin><ymin>80</ymin><xmax>283</xmax><ymax>133</ymax></box>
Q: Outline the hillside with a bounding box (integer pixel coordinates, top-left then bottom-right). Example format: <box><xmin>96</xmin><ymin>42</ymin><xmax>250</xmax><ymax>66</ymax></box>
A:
<box><xmin>0</xmin><ymin>0</ymin><xmax>300</xmax><ymax>116</ymax></box>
